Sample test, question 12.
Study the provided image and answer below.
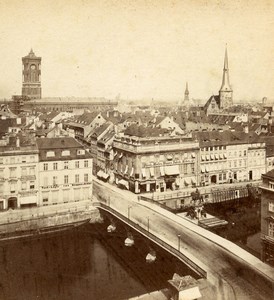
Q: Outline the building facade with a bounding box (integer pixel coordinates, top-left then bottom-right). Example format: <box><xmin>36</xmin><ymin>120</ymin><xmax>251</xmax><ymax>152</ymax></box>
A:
<box><xmin>261</xmin><ymin>170</ymin><xmax>274</xmax><ymax>266</ymax></box>
<box><xmin>37</xmin><ymin>137</ymin><xmax>93</xmax><ymax>206</ymax></box>
<box><xmin>22</xmin><ymin>49</ymin><xmax>42</xmax><ymax>99</ymax></box>
<box><xmin>0</xmin><ymin>137</ymin><xmax>39</xmax><ymax>210</ymax></box>
<box><xmin>112</xmin><ymin>135</ymin><xmax>199</xmax><ymax>194</ymax></box>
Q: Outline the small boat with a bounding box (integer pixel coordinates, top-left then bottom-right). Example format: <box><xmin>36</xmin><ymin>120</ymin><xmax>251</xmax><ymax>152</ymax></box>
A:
<box><xmin>124</xmin><ymin>237</ymin><xmax>134</xmax><ymax>247</ymax></box>
<box><xmin>146</xmin><ymin>252</ymin><xmax>156</xmax><ymax>263</ymax></box>
<box><xmin>107</xmin><ymin>224</ymin><xmax>116</xmax><ymax>233</ymax></box>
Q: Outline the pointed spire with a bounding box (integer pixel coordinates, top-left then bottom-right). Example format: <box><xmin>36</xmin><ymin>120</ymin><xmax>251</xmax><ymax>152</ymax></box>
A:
<box><xmin>220</xmin><ymin>45</ymin><xmax>232</xmax><ymax>92</ymax></box>
<box><xmin>185</xmin><ymin>82</ymin><xmax>189</xmax><ymax>95</ymax></box>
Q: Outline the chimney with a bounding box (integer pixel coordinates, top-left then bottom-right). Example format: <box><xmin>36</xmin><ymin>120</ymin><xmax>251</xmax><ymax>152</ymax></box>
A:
<box><xmin>16</xmin><ymin>137</ymin><xmax>20</xmax><ymax>147</ymax></box>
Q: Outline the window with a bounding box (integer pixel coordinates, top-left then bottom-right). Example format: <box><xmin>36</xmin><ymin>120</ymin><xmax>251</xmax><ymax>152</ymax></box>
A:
<box><xmin>10</xmin><ymin>167</ymin><xmax>16</xmax><ymax>178</ymax></box>
<box><xmin>84</xmin><ymin>160</ymin><xmax>88</xmax><ymax>168</ymax></box>
<box><xmin>64</xmin><ymin>175</ymin><xmax>69</xmax><ymax>184</ymax></box>
<box><xmin>21</xmin><ymin>182</ymin><xmax>27</xmax><ymax>190</ymax></box>
<box><xmin>75</xmin><ymin>161</ymin><xmax>79</xmax><ymax>168</ymax></box>
<box><xmin>21</xmin><ymin>168</ymin><xmax>27</xmax><ymax>176</ymax></box>
<box><xmin>75</xmin><ymin>174</ymin><xmax>79</xmax><ymax>183</ymax></box>
<box><xmin>223</xmin><ymin>173</ymin><xmax>227</xmax><ymax>180</ymax></box>
<box><xmin>0</xmin><ymin>169</ymin><xmax>3</xmax><ymax>178</ymax></box>
<box><xmin>10</xmin><ymin>182</ymin><xmax>16</xmax><ymax>193</ymax></box>
<box><xmin>77</xmin><ymin>149</ymin><xmax>85</xmax><ymax>155</ymax></box>
<box><xmin>219</xmin><ymin>174</ymin><xmax>222</xmax><ymax>181</ymax></box>
<box><xmin>43</xmin><ymin>177</ymin><xmax>48</xmax><ymax>187</ymax></box>
<box><xmin>244</xmin><ymin>150</ymin><xmax>247</xmax><ymax>156</ymax></box>
<box><xmin>53</xmin><ymin>163</ymin><xmax>58</xmax><ymax>170</ymax></box>
<box><xmin>22</xmin><ymin>156</ymin><xmax>26</xmax><ymax>163</ymax></box>
<box><xmin>84</xmin><ymin>174</ymin><xmax>88</xmax><ymax>182</ymax></box>
<box><xmin>46</xmin><ymin>151</ymin><xmax>55</xmax><ymax>157</ymax></box>
<box><xmin>30</xmin><ymin>181</ymin><xmax>35</xmax><ymax>189</ymax></box>
<box><xmin>30</xmin><ymin>156</ymin><xmax>35</xmax><ymax>162</ymax></box>
<box><xmin>42</xmin><ymin>192</ymin><xmax>49</xmax><ymax>203</ymax></box>
<box><xmin>269</xmin><ymin>222</ymin><xmax>274</xmax><ymax>238</ymax></box>
<box><xmin>64</xmin><ymin>161</ymin><xmax>68</xmax><ymax>169</ymax></box>
<box><xmin>269</xmin><ymin>202</ymin><xmax>274</xmax><ymax>212</ymax></box>
<box><xmin>53</xmin><ymin>176</ymin><xmax>58</xmax><ymax>186</ymax></box>
<box><xmin>0</xmin><ymin>158</ymin><xmax>3</xmax><ymax>164</ymax></box>
<box><xmin>43</xmin><ymin>163</ymin><xmax>48</xmax><ymax>171</ymax></box>
<box><xmin>10</xmin><ymin>157</ymin><xmax>15</xmax><ymax>164</ymax></box>
<box><xmin>30</xmin><ymin>167</ymin><xmax>35</xmax><ymax>176</ymax></box>
<box><xmin>183</xmin><ymin>164</ymin><xmax>187</xmax><ymax>174</ymax></box>
<box><xmin>62</xmin><ymin>150</ymin><xmax>70</xmax><ymax>156</ymax></box>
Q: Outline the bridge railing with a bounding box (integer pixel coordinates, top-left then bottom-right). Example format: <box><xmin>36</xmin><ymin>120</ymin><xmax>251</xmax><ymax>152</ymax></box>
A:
<box><xmin>138</xmin><ymin>195</ymin><xmax>175</xmax><ymax>213</ymax></box>
<box><xmin>96</xmin><ymin>202</ymin><xmax>207</xmax><ymax>279</ymax></box>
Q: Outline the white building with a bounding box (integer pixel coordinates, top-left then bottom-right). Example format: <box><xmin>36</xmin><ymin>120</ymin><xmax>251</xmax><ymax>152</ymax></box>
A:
<box><xmin>37</xmin><ymin>137</ymin><xmax>93</xmax><ymax>206</ymax></box>
<box><xmin>0</xmin><ymin>137</ymin><xmax>39</xmax><ymax>210</ymax></box>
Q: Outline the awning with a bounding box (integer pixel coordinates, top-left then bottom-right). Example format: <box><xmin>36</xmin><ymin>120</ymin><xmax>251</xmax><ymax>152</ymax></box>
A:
<box><xmin>142</xmin><ymin>169</ymin><xmax>147</xmax><ymax>178</ymax></box>
<box><xmin>114</xmin><ymin>152</ymin><xmax>117</xmax><ymax>157</ymax></box>
<box><xmin>191</xmin><ymin>153</ymin><xmax>196</xmax><ymax>158</ymax></box>
<box><xmin>150</xmin><ymin>167</ymin><xmax>155</xmax><ymax>177</ymax></box>
<box><xmin>205</xmin><ymin>166</ymin><xmax>209</xmax><ymax>173</ymax></box>
<box><xmin>160</xmin><ymin>166</ymin><xmax>165</xmax><ymax>176</ymax></box>
<box><xmin>184</xmin><ymin>178</ymin><xmax>190</xmax><ymax>185</ymax></box>
<box><xmin>97</xmin><ymin>170</ymin><xmax>104</xmax><ymax>177</ymax></box>
<box><xmin>224</xmin><ymin>153</ymin><xmax>227</xmax><ymax>158</ymax></box>
<box><xmin>119</xmin><ymin>153</ymin><xmax>123</xmax><ymax>159</ymax></box>
<box><xmin>130</xmin><ymin>167</ymin><xmax>134</xmax><ymax>177</ymax></box>
<box><xmin>165</xmin><ymin>165</ymin><xmax>180</xmax><ymax>176</ymax></box>
<box><xmin>210</xmin><ymin>154</ymin><xmax>214</xmax><ymax>160</ymax></box>
<box><xmin>124</xmin><ymin>165</ymin><xmax>128</xmax><ymax>174</ymax></box>
<box><xmin>118</xmin><ymin>179</ymin><xmax>129</xmax><ymax>189</ymax></box>
<box><xmin>201</xmin><ymin>166</ymin><xmax>205</xmax><ymax>173</ymax></box>
<box><xmin>166</xmin><ymin>154</ymin><xmax>173</xmax><ymax>160</ymax></box>
<box><xmin>192</xmin><ymin>178</ymin><xmax>196</xmax><ymax>184</ymax></box>
<box><xmin>201</xmin><ymin>155</ymin><xmax>205</xmax><ymax>161</ymax></box>
<box><xmin>215</xmin><ymin>154</ymin><xmax>219</xmax><ymax>159</ymax></box>
<box><xmin>97</xmin><ymin>170</ymin><xmax>109</xmax><ymax>179</ymax></box>
<box><xmin>20</xmin><ymin>195</ymin><xmax>37</xmax><ymax>204</ymax></box>
<box><xmin>206</xmin><ymin>155</ymin><xmax>210</xmax><ymax>160</ymax></box>
<box><xmin>219</xmin><ymin>153</ymin><xmax>223</xmax><ymax>159</ymax></box>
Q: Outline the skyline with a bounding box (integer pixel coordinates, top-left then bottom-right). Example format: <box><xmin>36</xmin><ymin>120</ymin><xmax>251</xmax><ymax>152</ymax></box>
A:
<box><xmin>0</xmin><ymin>1</ymin><xmax>273</xmax><ymax>102</ymax></box>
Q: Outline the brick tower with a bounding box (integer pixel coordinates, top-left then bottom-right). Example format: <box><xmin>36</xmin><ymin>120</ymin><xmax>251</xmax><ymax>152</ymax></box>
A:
<box><xmin>22</xmin><ymin>49</ymin><xmax>42</xmax><ymax>99</ymax></box>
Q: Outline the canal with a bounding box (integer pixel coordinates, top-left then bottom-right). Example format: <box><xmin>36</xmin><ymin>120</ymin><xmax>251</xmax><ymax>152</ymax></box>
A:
<box><xmin>0</xmin><ymin>220</ymin><xmax>198</xmax><ymax>300</ymax></box>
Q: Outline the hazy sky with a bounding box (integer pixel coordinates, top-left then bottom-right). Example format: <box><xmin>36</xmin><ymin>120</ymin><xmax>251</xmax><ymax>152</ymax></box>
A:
<box><xmin>0</xmin><ymin>0</ymin><xmax>273</xmax><ymax>103</ymax></box>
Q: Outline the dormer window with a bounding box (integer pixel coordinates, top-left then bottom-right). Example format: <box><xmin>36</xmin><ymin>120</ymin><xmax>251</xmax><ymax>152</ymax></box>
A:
<box><xmin>62</xmin><ymin>150</ymin><xmax>70</xmax><ymax>156</ymax></box>
<box><xmin>269</xmin><ymin>181</ymin><xmax>274</xmax><ymax>190</ymax></box>
<box><xmin>77</xmin><ymin>149</ymin><xmax>85</xmax><ymax>155</ymax></box>
<box><xmin>46</xmin><ymin>151</ymin><xmax>55</xmax><ymax>157</ymax></box>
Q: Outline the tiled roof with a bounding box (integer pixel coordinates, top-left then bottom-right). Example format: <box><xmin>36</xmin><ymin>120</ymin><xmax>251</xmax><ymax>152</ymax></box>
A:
<box><xmin>36</xmin><ymin>137</ymin><xmax>92</xmax><ymax>161</ymax></box>
<box><xmin>124</xmin><ymin>124</ymin><xmax>171</xmax><ymax>137</ymax></box>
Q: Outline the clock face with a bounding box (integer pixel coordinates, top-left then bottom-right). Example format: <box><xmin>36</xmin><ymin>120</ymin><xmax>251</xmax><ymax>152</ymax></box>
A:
<box><xmin>30</xmin><ymin>64</ymin><xmax>36</xmax><ymax>70</ymax></box>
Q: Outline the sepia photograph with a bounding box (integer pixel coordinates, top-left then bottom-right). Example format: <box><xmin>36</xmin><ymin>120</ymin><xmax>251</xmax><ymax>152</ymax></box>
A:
<box><xmin>0</xmin><ymin>0</ymin><xmax>273</xmax><ymax>299</ymax></box>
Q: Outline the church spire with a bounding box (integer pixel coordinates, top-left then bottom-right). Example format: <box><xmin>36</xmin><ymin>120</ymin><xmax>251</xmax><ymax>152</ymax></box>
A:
<box><xmin>184</xmin><ymin>82</ymin><xmax>189</xmax><ymax>102</ymax></box>
<box><xmin>220</xmin><ymin>46</ymin><xmax>232</xmax><ymax>92</ymax></box>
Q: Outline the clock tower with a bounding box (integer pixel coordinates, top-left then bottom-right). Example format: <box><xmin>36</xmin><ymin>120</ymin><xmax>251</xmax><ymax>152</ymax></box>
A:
<box><xmin>22</xmin><ymin>49</ymin><xmax>42</xmax><ymax>99</ymax></box>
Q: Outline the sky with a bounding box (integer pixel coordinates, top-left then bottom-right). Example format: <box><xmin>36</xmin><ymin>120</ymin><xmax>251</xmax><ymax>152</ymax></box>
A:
<box><xmin>0</xmin><ymin>0</ymin><xmax>273</xmax><ymax>103</ymax></box>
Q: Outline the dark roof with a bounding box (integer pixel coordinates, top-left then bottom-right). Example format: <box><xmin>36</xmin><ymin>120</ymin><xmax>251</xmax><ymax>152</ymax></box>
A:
<box><xmin>36</xmin><ymin>137</ymin><xmax>83</xmax><ymax>150</ymax></box>
<box><xmin>36</xmin><ymin>137</ymin><xmax>92</xmax><ymax>161</ymax></box>
<box><xmin>193</xmin><ymin>130</ymin><xmax>261</xmax><ymax>147</ymax></box>
<box><xmin>263</xmin><ymin>169</ymin><xmax>274</xmax><ymax>179</ymax></box>
<box><xmin>204</xmin><ymin>95</ymin><xmax>220</xmax><ymax>111</ymax></box>
<box><xmin>124</xmin><ymin>124</ymin><xmax>171</xmax><ymax>137</ymax></box>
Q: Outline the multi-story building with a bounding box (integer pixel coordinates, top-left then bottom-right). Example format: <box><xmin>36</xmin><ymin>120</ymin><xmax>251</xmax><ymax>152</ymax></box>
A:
<box><xmin>37</xmin><ymin>137</ymin><xmax>93</xmax><ymax>206</ymax></box>
<box><xmin>195</xmin><ymin>131</ymin><xmax>266</xmax><ymax>186</ymax></box>
<box><xmin>112</xmin><ymin>134</ymin><xmax>199</xmax><ymax>193</ymax></box>
<box><xmin>260</xmin><ymin>170</ymin><xmax>274</xmax><ymax>266</ymax></box>
<box><xmin>0</xmin><ymin>136</ymin><xmax>39</xmax><ymax>210</ymax></box>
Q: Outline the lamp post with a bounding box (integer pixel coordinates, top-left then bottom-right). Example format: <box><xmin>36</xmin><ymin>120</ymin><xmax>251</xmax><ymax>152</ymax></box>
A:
<box><xmin>178</xmin><ymin>234</ymin><xmax>181</xmax><ymax>251</ymax></box>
